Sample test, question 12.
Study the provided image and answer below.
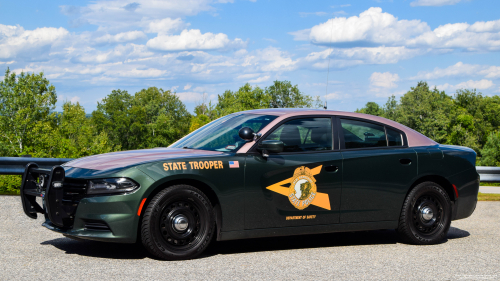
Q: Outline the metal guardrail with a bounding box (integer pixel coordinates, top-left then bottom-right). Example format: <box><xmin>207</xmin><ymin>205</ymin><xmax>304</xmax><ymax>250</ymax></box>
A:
<box><xmin>0</xmin><ymin>157</ymin><xmax>499</xmax><ymax>182</ymax></box>
<box><xmin>0</xmin><ymin>157</ymin><xmax>73</xmax><ymax>175</ymax></box>
<box><xmin>476</xmin><ymin>166</ymin><xmax>500</xmax><ymax>183</ymax></box>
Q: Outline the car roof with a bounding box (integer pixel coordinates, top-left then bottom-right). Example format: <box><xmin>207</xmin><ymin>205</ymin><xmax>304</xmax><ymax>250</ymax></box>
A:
<box><xmin>236</xmin><ymin>108</ymin><xmax>438</xmax><ymax>152</ymax></box>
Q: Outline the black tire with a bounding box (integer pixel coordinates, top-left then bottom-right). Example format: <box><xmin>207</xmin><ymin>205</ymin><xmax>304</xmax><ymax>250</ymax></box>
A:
<box><xmin>397</xmin><ymin>181</ymin><xmax>452</xmax><ymax>245</ymax></box>
<box><xmin>141</xmin><ymin>185</ymin><xmax>215</xmax><ymax>260</ymax></box>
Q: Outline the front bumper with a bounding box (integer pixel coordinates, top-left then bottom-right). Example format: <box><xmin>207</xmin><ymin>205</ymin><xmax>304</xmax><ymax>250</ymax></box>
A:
<box><xmin>20</xmin><ymin>163</ymin><xmax>153</xmax><ymax>244</ymax></box>
<box><xmin>41</xmin><ymin>194</ymin><xmax>140</xmax><ymax>243</ymax></box>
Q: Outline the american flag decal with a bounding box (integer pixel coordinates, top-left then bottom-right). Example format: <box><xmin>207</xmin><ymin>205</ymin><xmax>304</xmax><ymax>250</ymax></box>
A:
<box><xmin>229</xmin><ymin>161</ymin><xmax>239</xmax><ymax>168</ymax></box>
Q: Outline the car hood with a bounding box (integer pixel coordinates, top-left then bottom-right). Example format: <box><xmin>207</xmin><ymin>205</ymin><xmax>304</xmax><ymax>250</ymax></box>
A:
<box><xmin>63</xmin><ymin>148</ymin><xmax>226</xmax><ymax>171</ymax></box>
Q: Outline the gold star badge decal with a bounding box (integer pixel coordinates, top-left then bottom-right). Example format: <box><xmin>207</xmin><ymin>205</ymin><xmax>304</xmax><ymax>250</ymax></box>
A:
<box><xmin>265</xmin><ymin>165</ymin><xmax>331</xmax><ymax>210</ymax></box>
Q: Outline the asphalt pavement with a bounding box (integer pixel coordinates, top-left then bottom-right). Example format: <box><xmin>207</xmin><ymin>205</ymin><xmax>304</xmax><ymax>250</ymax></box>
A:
<box><xmin>1</xmin><ymin>196</ymin><xmax>499</xmax><ymax>280</ymax></box>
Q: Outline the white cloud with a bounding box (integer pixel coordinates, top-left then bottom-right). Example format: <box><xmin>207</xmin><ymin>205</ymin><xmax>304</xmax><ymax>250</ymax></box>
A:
<box><xmin>249</xmin><ymin>75</ymin><xmax>270</xmax><ymax>83</ymax></box>
<box><xmin>176</xmin><ymin>91</ymin><xmax>204</xmax><ymax>102</ymax></box>
<box><xmin>410</xmin><ymin>0</ymin><xmax>464</xmax><ymax>7</ymax></box>
<box><xmin>60</xmin><ymin>0</ymin><xmax>220</xmax><ymax>31</ymax></box>
<box><xmin>0</xmin><ymin>24</ymin><xmax>69</xmax><ymax>59</ymax></box>
<box><xmin>145</xmin><ymin>18</ymin><xmax>188</xmax><ymax>34</ymax></box>
<box><xmin>254</xmin><ymin>47</ymin><xmax>297</xmax><ymax>72</ymax></box>
<box><xmin>70</xmin><ymin>96</ymin><xmax>81</xmax><ymax>103</ymax></box>
<box><xmin>437</xmin><ymin>79</ymin><xmax>495</xmax><ymax>91</ymax></box>
<box><xmin>406</xmin><ymin>22</ymin><xmax>500</xmax><ymax>51</ymax></box>
<box><xmin>289</xmin><ymin>29</ymin><xmax>310</xmax><ymax>41</ymax></box>
<box><xmin>147</xmin><ymin>29</ymin><xmax>246</xmax><ymax>51</ymax></box>
<box><xmin>301</xmin><ymin>46</ymin><xmax>422</xmax><ymax>69</ymax></box>
<box><xmin>111</xmin><ymin>67</ymin><xmax>167</xmax><ymax>78</ymax></box>
<box><xmin>368</xmin><ymin>72</ymin><xmax>403</xmax><ymax>98</ymax></box>
<box><xmin>374</xmin><ymin>90</ymin><xmax>406</xmax><ymax>98</ymax></box>
<box><xmin>94</xmin><ymin>31</ymin><xmax>147</xmax><ymax>44</ymax></box>
<box><xmin>184</xmin><ymin>83</ymin><xmax>192</xmax><ymax>90</ymax></box>
<box><xmin>411</xmin><ymin>62</ymin><xmax>500</xmax><ymax>80</ymax></box>
<box><xmin>236</xmin><ymin>73</ymin><xmax>260</xmax><ymax>80</ymax></box>
<box><xmin>72</xmin><ymin>43</ymin><xmax>154</xmax><ymax>64</ymax></box>
<box><xmin>370</xmin><ymin>72</ymin><xmax>400</xmax><ymax>89</ymax></box>
<box><xmin>469</xmin><ymin>19</ymin><xmax>500</xmax><ymax>33</ymax></box>
<box><xmin>263</xmin><ymin>38</ymin><xmax>277</xmax><ymax>43</ymax></box>
<box><xmin>325</xmin><ymin>92</ymin><xmax>349</xmax><ymax>100</ymax></box>
<box><xmin>58</xmin><ymin>95</ymin><xmax>81</xmax><ymax>104</ymax></box>
<box><xmin>296</xmin><ymin>7</ymin><xmax>430</xmax><ymax>45</ymax></box>
<box><xmin>291</xmin><ymin>7</ymin><xmax>500</xmax><ymax>52</ymax></box>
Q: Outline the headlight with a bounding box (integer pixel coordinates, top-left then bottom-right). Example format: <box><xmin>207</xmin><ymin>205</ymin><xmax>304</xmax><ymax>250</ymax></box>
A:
<box><xmin>88</xmin><ymin>178</ymin><xmax>140</xmax><ymax>194</ymax></box>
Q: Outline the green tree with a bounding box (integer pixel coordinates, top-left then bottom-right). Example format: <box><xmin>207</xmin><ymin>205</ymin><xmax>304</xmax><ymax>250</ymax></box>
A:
<box><xmin>355</xmin><ymin>102</ymin><xmax>383</xmax><ymax>116</ymax></box>
<box><xmin>0</xmin><ymin>69</ymin><xmax>57</xmax><ymax>156</ymax></box>
<box><xmin>382</xmin><ymin>95</ymin><xmax>399</xmax><ymax>120</ymax></box>
<box><xmin>91</xmin><ymin>87</ymin><xmax>191</xmax><ymax>150</ymax></box>
<box><xmin>480</xmin><ymin>131</ymin><xmax>500</xmax><ymax>166</ymax></box>
<box><xmin>190</xmin><ymin>102</ymin><xmax>215</xmax><ymax>132</ymax></box>
<box><xmin>215</xmin><ymin>83</ymin><xmax>270</xmax><ymax>116</ymax></box>
<box><xmin>394</xmin><ymin>82</ymin><xmax>453</xmax><ymax>144</ymax></box>
<box><xmin>131</xmin><ymin>87</ymin><xmax>191</xmax><ymax>148</ymax></box>
<box><xmin>266</xmin><ymin>80</ymin><xmax>313</xmax><ymax>108</ymax></box>
<box><xmin>91</xmin><ymin>89</ymin><xmax>133</xmax><ymax>149</ymax></box>
<box><xmin>449</xmin><ymin>89</ymin><xmax>491</xmax><ymax>150</ymax></box>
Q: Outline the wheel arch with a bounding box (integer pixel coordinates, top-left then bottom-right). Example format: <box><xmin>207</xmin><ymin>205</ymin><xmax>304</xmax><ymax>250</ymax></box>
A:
<box><xmin>407</xmin><ymin>175</ymin><xmax>456</xmax><ymax>202</ymax></box>
<box><xmin>137</xmin><ymin>177</ymin><xmax>223</xmax><ymax>242</ymax></box>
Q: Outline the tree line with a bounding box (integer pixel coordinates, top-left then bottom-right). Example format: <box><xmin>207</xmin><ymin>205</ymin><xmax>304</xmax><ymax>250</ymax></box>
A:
<box><xmin>356</xmin><ymin>81</ymin><xmax>500</xmax><ymax>166</ymax></box>
<box><xmin>1</xmin><ymin>70</ymin><xmax>499</xmax><ymax>193</ymax></box>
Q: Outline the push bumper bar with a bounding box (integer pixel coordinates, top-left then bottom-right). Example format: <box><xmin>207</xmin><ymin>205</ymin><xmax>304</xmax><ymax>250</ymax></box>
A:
<box><xmin>20</xmin><ymin>163</ymin><xmax>85</xmax><ymax>228</ymax></box>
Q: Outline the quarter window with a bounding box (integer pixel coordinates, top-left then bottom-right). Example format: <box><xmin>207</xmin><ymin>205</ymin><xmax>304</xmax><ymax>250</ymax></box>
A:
<box><xmin>341</xmin><ymin>119</ymin><xmax>387</xmax><ymax>149</ymax></box>
<box><xmin>265</xmin><ymin>118</ymin><xmax>332</xmax><ymax>152</ymax></box>
<box><xmin>387</xmin><ymin>128</ymin><xmax>404</xmax><ymax>146</ymax></box>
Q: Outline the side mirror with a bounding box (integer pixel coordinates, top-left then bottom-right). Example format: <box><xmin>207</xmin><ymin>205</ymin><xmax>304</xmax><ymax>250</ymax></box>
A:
<box><xmin>258</xmin><ymin>140</ymin><xmax>284</xmax><ymax>157</ymax></box>
<box><xmin>239</xmin><ymin>127</ymin><xmax>255</xmax><ymax>141</ymax></box>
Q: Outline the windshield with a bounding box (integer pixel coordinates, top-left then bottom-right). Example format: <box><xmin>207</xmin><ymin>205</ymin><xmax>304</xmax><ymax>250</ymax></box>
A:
<box><xmin>170</xmin><ymin>114</ymin><xmax>278</xmax><ymax>152</ymax></box>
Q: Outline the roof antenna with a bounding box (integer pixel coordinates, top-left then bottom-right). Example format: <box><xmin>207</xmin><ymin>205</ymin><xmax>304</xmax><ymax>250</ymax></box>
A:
<box><xmin>324</xmin><ymin>13</ymin><xmax>335</xmax><ymax>110</ymax></box>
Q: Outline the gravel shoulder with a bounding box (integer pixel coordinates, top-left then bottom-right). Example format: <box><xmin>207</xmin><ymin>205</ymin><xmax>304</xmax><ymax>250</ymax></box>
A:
<box><xmin>1</xmin><ymin>196</ymin><xmax>499</xmax><ymax>280</ymax></box>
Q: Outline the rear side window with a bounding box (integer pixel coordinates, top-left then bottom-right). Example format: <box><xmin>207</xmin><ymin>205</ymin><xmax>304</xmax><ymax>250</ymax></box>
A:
<box><xmin>341</xmin><ymin>119</ymin><xmax>387</xmax><ymax>149</ymax></box>
<box><xmin>386</xmin><ymin>128</ymin><xmax>403</xmax><ymax>146</ymax></box>
<box><xmin>265</xmin><ymin>118</ymin><xmax>332</xmax><ymax>152</ymax></box>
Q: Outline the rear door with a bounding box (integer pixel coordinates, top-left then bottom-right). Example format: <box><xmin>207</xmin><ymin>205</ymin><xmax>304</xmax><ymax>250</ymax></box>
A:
<box><xmin>244</xmin><ymin>116</ymin><xmax>343</xmax><ymax>229</ymax></box>
<box><xmin>338</xmin><ymin>117</ymin><xmax>418</xmax><ymax>223</ymax></box>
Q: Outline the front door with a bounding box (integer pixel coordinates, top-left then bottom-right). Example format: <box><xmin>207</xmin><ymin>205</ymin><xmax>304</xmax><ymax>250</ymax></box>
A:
<box><xmin>244</xmin><ymin>117</ymin><xmax>343</xmax><ymax>229</ymax></box>
<box><xmin>338</xmin><ymin>118</ymin><xmax>418</xmax><ymax>223</ymax></box>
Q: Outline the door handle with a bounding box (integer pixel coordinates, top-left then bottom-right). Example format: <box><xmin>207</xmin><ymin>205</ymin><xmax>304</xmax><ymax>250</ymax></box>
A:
<box><xmin>325</xmin><ymin>165</ymin><xmax>339</xmax><ymax>173</ymax></box>
<box><xmin>400</xmin><ymin>158</ymin><xmax>412</xmax><ymax>165</ymax></box>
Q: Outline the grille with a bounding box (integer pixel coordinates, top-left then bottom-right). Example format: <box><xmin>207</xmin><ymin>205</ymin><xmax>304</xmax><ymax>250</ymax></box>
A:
<box><xmin>62</xmin><ymin>178</ymin><xmax>88</xmax><ymax>202</ymax></box>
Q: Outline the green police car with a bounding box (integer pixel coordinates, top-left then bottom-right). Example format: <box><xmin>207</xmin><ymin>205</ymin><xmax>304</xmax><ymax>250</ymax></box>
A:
<box><xmin>20</xmin><ymin>109</ymin><xmax>479</xmax><ymax>260</ymax></box>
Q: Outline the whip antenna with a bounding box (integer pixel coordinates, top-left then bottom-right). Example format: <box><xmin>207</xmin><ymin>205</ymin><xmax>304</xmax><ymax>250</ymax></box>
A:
<box><xmin>325</xmin><ymin>14</ymin><xmax>335</xmax><ymax>110</ymax></box>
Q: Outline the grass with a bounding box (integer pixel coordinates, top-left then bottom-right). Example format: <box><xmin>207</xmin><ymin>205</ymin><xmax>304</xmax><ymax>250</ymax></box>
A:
<box><xmin>480</xmin><ymin>182</ymin><xmax>500</xmax><ymax>186</ymax></box>
<box><xmin>0</xmin><ymin>190</ymin><xmax>20</xmax><ymax>195</ymax></box>
<box><xmin>478</xmin><ymin>192</ymin><xmax>500</xmax><ymax>201</ymax></box>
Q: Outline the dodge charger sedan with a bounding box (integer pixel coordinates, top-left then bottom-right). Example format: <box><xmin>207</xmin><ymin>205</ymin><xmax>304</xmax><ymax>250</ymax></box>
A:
<box><xmin>20</xmin><ymin>109</ymin><xmax>479</xmax><ymax>260</ymax></box>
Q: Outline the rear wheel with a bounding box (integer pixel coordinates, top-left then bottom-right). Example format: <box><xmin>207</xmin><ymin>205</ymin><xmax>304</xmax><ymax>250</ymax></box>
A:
<box><xmin>397</xmin><ymin>181</ymin><xmax>452</xmax><ymax>245</ymax></box>
<box><xmin>141</xmin><ymin>185</ymin><xmax>215</xmax><ymax>260</ymax></box>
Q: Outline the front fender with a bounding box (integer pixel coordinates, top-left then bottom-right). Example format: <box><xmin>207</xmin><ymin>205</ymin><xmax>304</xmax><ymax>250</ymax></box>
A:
<box><xmin>135</xmin><ymin>156</ymin><xmax>247</xmax><ymax>232</ymax></box>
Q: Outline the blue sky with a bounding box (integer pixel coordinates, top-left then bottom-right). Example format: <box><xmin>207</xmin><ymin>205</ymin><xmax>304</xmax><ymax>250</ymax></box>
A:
<box><xmin>1</xmin><ymin>0</ymin><xmax>499</xmax><ymax>113</ymax></box>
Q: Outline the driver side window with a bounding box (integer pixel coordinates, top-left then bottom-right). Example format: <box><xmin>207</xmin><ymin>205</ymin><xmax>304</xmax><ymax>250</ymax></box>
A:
<box><xmin>265</xmin><ymin>117</ymin><xmax>332</xmax><ymax>152</ymax></box>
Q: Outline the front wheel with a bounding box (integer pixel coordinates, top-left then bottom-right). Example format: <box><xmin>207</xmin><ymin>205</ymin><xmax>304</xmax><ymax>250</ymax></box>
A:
<box><xmin>397</xmin><ymin>181</ymin><xmax>452</xmax><ymax>245</ymax></box>
<box><xmin>141</xmin><ymin>185</ymin><xmax>215</xmax><ymax>260</ymax></box>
